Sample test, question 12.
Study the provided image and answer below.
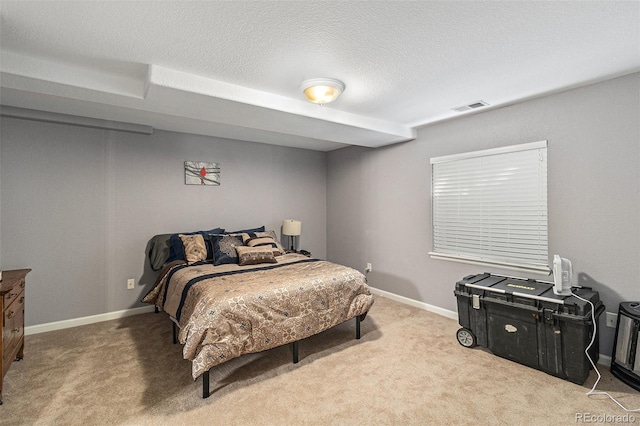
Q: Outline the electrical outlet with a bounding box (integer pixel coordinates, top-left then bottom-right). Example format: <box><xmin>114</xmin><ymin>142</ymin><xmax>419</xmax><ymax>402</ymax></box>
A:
<box><xmin>127</xmin><ymin>278</ymin><xmax>135</xmax><ymax>290</ymax></box>
<box><xmin>606</xmin><ymin>312</ymin><xmax>617</xmax><ymax>328</ymax></box>
<box><xmin>365</xmin><ymin>262</ymin><xmax>372</xmax><ymax>273</ymax></box>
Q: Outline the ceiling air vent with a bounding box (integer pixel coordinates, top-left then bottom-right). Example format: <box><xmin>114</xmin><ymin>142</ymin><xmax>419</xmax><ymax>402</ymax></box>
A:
<box><xmin>451</xmin><ymin>100</ymin><xmax>489</xmax><ymax>113</ymax></box>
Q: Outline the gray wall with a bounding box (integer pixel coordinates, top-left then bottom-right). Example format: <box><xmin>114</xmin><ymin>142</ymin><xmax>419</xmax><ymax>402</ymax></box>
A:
<box><xmin>2</xmin><ymin>72</ymin><xmax>638</xmax><ymax>358</ymax></box>
<box><xmin>327</xmin><ymin>72</ymin><xmax>640</xmax><ymax>356</ymax></box>
<box><xmin>0</xmin><ymin>119</ymin><xmax>327</xmax><ymax>326</ymax></box>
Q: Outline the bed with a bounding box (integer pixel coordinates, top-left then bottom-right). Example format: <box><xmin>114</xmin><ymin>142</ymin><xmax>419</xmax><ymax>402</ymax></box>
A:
<box><xmin>142</xmin><ymin>229</ymin><xmax>374</xmax><ymax>398</ymax></box>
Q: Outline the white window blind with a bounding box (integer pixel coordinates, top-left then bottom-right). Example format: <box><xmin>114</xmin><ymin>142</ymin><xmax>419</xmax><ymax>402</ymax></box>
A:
<box><xmin>430</xmin><ymin>141</ymin><xmax>549</xmax><ymax>274</ymax></box>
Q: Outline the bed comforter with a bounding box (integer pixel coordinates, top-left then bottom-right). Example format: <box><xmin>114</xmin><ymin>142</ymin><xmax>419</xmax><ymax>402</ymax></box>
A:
<box><xmin>143</xmin><ymin>253</ymin><xmax>374</xmax><ymax>379</ymax></box>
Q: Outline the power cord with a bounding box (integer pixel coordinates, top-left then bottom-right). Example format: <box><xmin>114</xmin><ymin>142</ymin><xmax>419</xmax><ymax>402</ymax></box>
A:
<box><xmin>571</xmin><ymin>290</ymin><xmax>640</xmax><ymax>412</ymax></box>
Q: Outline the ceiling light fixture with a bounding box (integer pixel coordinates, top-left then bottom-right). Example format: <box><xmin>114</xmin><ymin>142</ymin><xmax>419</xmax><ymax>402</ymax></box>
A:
<box><xmin>300</xmin><ymin>78</ymin><xmax>345</xmax><ymax>105</ymax></box>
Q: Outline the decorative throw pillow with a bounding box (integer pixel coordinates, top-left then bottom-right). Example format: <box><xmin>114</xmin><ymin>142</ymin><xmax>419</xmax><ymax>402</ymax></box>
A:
<box><xmin>179</xmin><ymin>234</ymin><xmax>207</xmax><ymax>264</ymax></box>
<box><xmin>200</xmin><ymin>229</ymin><xmax>226</xmax><ymax>260</ymax></box>
<box><xmin>167</xmin><ymin>227</ymin><xmax>224</xmax><ymax>262</ymax></box>
<box><xmin>242</xmin><ymin>231</ymin><xmax>285</xmax><ymax>256</ymax></box>
<box><xmin>211</xmin><ymin>234</ymin><xmax>245</xmax><ymax>266</ymax></box>
<box><xmin>236</xmin><ymin>246</ymin><xmax>278</xmax><ymax>266</ymax></box>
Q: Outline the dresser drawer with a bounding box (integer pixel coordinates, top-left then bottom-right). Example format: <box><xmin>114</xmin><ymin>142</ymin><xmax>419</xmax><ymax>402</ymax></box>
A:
<box><xmin>2</xmin><ymin>289</ymin><xmax>25</xmax><ymax>364</ymax></box>
<box><xmin>2</xmin><ymin>278</ymin><xmax>24</xmax><ymax>307</ymax></box>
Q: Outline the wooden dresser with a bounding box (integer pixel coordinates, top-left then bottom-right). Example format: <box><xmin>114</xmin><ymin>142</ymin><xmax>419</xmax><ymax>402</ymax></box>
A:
<box><xmin>0</xmin><ymin>269</ymin><xmax>29</xmax><ymax>405</ymax></box>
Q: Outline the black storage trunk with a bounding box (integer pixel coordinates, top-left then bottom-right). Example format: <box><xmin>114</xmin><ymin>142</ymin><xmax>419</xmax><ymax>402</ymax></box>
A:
<box><xmin>454</xmin><ymin>273</ymin><xmax>604</xmax><ymax>384</ymax></box>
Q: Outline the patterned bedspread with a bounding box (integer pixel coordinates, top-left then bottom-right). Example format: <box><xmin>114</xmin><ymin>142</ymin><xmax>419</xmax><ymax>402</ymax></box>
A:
<box><xmin>142</xmin><ymin>253</ymin><xmax>374</xmax><ymax>379</ymax></box>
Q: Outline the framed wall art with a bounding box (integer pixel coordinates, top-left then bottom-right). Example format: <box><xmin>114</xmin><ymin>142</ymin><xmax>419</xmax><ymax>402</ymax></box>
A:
<box><xmin>184</xmin><ymin>161</ymin><xmax>220</xmax><ymax>186</ymax></box>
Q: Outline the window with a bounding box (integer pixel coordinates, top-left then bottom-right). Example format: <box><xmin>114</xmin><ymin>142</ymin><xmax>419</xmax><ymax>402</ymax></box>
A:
<box><xmin>430</xmin><ymin>141</ymin><xmax>548</xmax><ymax>274</ymax></box>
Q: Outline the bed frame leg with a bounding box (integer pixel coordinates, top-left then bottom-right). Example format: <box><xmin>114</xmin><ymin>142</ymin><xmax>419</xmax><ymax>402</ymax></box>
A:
<box><xmin>203</xmin><ymin>370</ymin><xmax>210</xmax><ymax>398</ymax></box>
<box><xmin>172</xmin><ymin>322</ymin><xmax>178</xmax><ymax>344</ymax></box>
<box><xmin>154</xmin><ymin>306</ymin><xmax>159</xmax><ymax>313</ymax></box>
<box><xmin>292</xmin><ymin>341</ymin><xmax>299</xmax><ymax>363</ymax></box>
<box><xmin>356</xmin><ymin>312</ymin><xmax>368</xmax><ymax>340</ymax></box>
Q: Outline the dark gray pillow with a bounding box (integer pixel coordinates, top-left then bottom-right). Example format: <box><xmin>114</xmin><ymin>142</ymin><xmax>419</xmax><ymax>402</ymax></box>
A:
<box><xmin>148</xmin><ymin>234</ymin><xmax>173</xmax><ymax>271</ymax></box>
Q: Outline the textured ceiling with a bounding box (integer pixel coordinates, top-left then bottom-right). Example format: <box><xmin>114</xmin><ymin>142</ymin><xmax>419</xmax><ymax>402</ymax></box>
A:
<box><xmin>1</xmin><ymin>1</ymin><xmax>639</xmax><ymax>151</ymax></box>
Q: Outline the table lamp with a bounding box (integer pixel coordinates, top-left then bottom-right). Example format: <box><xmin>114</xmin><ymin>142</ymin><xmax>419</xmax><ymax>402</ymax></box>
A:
<box><xmin>282</xmin><ymin>219</ymin><xmax>302</xmax><ymax>251</ymax></box>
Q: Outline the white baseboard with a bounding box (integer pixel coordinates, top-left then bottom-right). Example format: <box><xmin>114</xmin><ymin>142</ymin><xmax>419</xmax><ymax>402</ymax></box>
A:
<box><xmin>25</xmin><ymin>305</ymin><xmax>156</xmax><ymax>336</ymax></box>
<box><xmin>598</xmin><ymin>354</ymin><xmax>611</xmax><ymax>367</ymax></box>
<box><xmin>368</xmin><ymin>286</ymin><xmax>611</xmax><ymax>367</ymax></box>
<box><xmin>368</xmin><ymin>286</ymin><xmax>459</xmax><ymax>320</ymax></box>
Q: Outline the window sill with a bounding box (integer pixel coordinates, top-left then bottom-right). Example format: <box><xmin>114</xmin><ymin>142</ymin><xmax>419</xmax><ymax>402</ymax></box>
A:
<box><xmin>428</xmin><ymin>252</ymin><xmax>551</xmax><ymax>276</ymax></box>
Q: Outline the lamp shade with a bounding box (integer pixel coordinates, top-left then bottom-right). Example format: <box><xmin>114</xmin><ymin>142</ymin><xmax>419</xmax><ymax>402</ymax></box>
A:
<box><xmin>282</xmin><ymin>219</ymin><xmax>302</xmax><ymax>236</ymax></box>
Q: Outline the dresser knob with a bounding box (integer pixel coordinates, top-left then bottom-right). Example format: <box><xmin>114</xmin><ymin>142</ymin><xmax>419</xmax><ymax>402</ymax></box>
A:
<box><xmin>7</xmin><ymin>310</ymin><xmax>14</xmax><ymax>319</ymax></box>
<box><xmin>18</xmin><ymin>297</ymin><xmax>24</xmax><ymax>304</ymax></box>
<box><xmin>12</xmin><ymin>328</ymin><xmax>20</xmax><ymax>333</ymax></box>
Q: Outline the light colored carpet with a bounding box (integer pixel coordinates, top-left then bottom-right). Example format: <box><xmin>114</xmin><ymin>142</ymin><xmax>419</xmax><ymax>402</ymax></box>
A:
<box><xmin>1</xmin><ymin>296</ymin><xmax>639</xmax><ymax>425</ymax></box>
